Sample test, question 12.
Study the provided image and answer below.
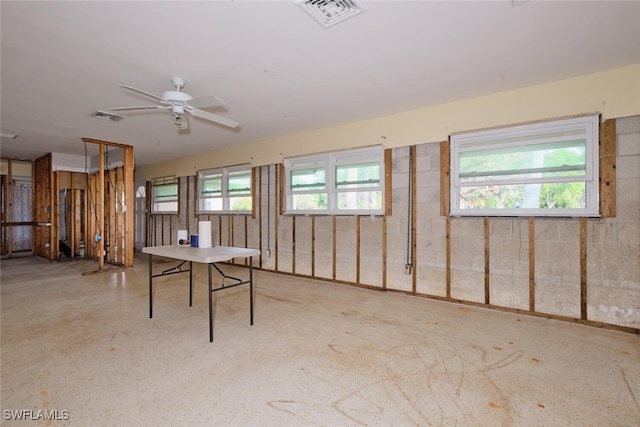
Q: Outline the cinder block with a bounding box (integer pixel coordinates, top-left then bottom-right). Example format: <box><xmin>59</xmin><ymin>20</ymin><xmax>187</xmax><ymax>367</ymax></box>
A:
<box><xmin>588</xmin><ymin>286</ymin><xmax>640</xmax><ymax>328</ymax></box>
<box><xmin>489</xmin><ymin>274</ymin><xmax>529</xmax><ymax>310</ymax></box>
<box><xmin>359</xmin><ymin>259</ymin><xmax>383</xmax><ymax>287</ymax></box>
<box><xmin>617</xmin><ymin>133</ymin><xmax>640</xmax><ymax>156</ymax></box>
<box><xmin>451</xmin><ymin>269</ymin><xmax>484</xmax><ymax>303</ymax></box>
<box><xmin>416</xmin><ymin>266</ymin><xmax>446</xmax><ymax>297</ymax></box>
<box><xmin>535</xmin><ymin>279</ymin><xmax>581</xmax><ymax>318</ymax></box>
<box><xmin>616</xmin><ymin>115</ymin><xmax>640</xmax><ymax>134</ymax></box>
<box><xmin>616</xmin><ymin>155</ymin><xmax>640</xmax><ymax>179</ymax></box>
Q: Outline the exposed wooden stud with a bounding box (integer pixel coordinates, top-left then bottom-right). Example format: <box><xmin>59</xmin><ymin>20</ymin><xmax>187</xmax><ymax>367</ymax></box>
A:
<box><xmin>356</xmin><ymin>215</ymin><xmax>361</xmax><ymax>285</ymax></box>
<box><xmin>410</xmin><ymin>145</ymin><xmax>417</xmax><ymax>294</ymax></box>
<box><xmin>580</xmin><ymin>217</ymin><xmax>588</xmax><ymax>320</ymax></box>
<box><xmin>123</xmin><ymin>146</ymin><xmax>134</xmax><ymax>267</ymax></box>
<box><xmin>311</xmin><ymin>216</ymin><xmax>316</xmax><ymax>277</ymax></box>
<box><xmin>252</xmin><ymin>167</ymin><xmax>258</xmax><ymax>219</ymax></box>
<box><xmin>187</xmin><ymin>175</ymin><xmax>192</xmax><ymax>234</ymax></box>
<box><xmin>382</xmin><ymin>215</ymin><xmax>387</xmax><ymax>290</ymax></box>
<box><xmin>275</xmin><ymin>165</ymin><xmax>280</xmax><ymax>271</ymax></box>
<box><xmin>600</xmin><ymin>119</ymin><xmax>616</xmax><ymax>218</ymax></box>
<box><xmin>98</xmin><ymin>144</ymin><xmax>105</xmax><ymax>271</ymax></box>
<box><xmin>51</xmin><ymin>160</ymin><xmax>59</xmax><ymax>260</ymax></box>
<box><xmin>244</xmin><ymin>215</ymin><xmax>248</xmax><ymax>265</ymax></box>
<box><xmin>384</xmin><ymin>149</ymin><xmax>393</xmax><ymax>216</ymax></box>
<box><xmin>108</xmin><ymin>168</ymin><xmax>116</xmax><ymax>262</ymax></box>
<box><xmin>332</xmin><ymin>215</ymin><xmax>337</xmax><ymax>280</ymax></box>
<box><xmin>440</xmin><ymin>141</ymin><xmax>450</xmax><ymax>217</ymax></box>
<box><xmin>529</xmin><ymin>217</ymin><xmax>535</xmax><ymax>312</ymax></box>
<box><xmin>446</xmin><ymin>216</ymin><xmax>451</xmax><ymax>298</ymax></box>
<box><xmin>292</xmin><ymin>215</ymin><xmax>296</xmax><ymax>274</ymax></box>
<box><xmin>258</xmin><ymin>166</ymin><xmax>263</xmax><ymax>268</ymax></box>
<box><xmin>484</xmin><ymin>216</ymin><xmax>490</xmax><ymax>305</ymax></box>
<box><xmin>278</xmin><ymin>163</ymin><xmax>285</xmax><ymax>215</ymax></box>
<box><xmin>6</xmin><ymin>161</ymin><xmax>13</xmax><ymax>256</ymax></box>
<box><xmin>74</xmin><ymin>189</ymin><xmax>82</xmax><ymax>259</ymax></box>
<box><xmin>34</xmin><ymin>154</ymin><xmax>54</xmax><ymax>260</ymax></box>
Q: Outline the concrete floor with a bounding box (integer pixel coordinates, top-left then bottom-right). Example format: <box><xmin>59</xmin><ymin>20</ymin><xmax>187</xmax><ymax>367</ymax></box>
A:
<box><xmin>1</xmin><ymin>255</ymin><xmax>639</xmax><ymax>426</ymax></box>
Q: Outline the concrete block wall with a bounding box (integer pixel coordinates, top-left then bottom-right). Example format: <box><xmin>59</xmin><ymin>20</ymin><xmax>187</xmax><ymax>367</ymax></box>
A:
<box><xmin>294</xmin><ymin>216</ymin><xmax>313</xmax><ymax>277</ymax></box>
<box><xmin>488</xmin><ymin>219</ymin><xmax>529</xmax><ymax>310</ymax></box>
<box><xmin>259</xmin><ymin>165</ymin><xmax>277</xmax><ymax>271</ymax></box>
<box><xmin>415</xmin><ymin>142</ymin><xmax>447</xmax><ymax>297</ymax></box>
<box><xmin>313</xmin><ymin>216</ymin><xmax>334</xmax><ymax>280</ymax></box>
<box><xmin>534</xmin><ymin>219</ymin><xmax>581</xmax><ymax>318</ymax></box>
<box><xmin>587</xmin><ymin>116</ymin><xmax>640</xmax><ymax>327</ymax></box>
<box><xmin>386</xmin><ymin>146</ymin><xmax>413</xmax><ymax>292</ymax></box>
<box><xmin>359</xmin><ymin>216</ymin><xmax>384</xmax><ymax>288</ymax></box>
<box><xmin>450</xmin><ymin>218</ymin><xmax>485</xmax><ymax>303</ymax></box>
<box><xmin>149</xmin><ymin>116</ymin><xmax>640</xmax><ymax>331</ymax></box>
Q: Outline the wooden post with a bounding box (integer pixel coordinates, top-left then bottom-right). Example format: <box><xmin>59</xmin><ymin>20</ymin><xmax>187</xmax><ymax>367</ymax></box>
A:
<box><xmin>124</xmin><ymin>146</ymin><xmax>134</xmax><ymax>267</ymax></box>
<box><xmin>529</xmin><ymin>217</ymin><xmax>535</xmax><ymax>312</ymax></box>
<box><xmin>440</xmin><ymin>141</ymin><xmax>450</xmax><ymax>217</ymax></box>
<box><xmin>446</xmin><ymin>216</ymin><xmax>451</xmax><ymax>298</ymax></box>
<box><xmin>411</xmin><ymin>145</ymin><xmax>417</xmax><ymax>294</ymax></box>
<box><xmin>484</xmin><ymin>217</ymin><xmax>490</xmax><ymax>305</ymax></box>
<box><xmin>356</xmin><ymin>215</ymin><xmax>361</xmax><ymax>285</ymax></box>
<box><xmin>600</xmin><ymin>119</ymin><xmax>616</xmax><ymax>218</ymax></box>
<box><xmin>98</xmin><ymin>144</ymin><xmax>105</xmax><ymax>272</ymax></box>
<box><xmin>580</xmin><ymin>217</ymin><xmax>588</xmax><ymax>320</ymax></box>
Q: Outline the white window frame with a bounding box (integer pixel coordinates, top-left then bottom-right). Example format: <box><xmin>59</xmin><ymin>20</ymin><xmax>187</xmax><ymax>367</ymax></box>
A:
<box><xmin>151</xmin><ymin>176</ymin><xmax>178</xmax><ymax>214</ymax></box>
<box><xmin>450</xmin><ymin>114</ymin><xmax>600</xmax><ymax>217</ymax></box>
<box><xmin>284</xmin><ymin>145</ymin><xmax>385</xmax><ymax>215</ymax></box>
<box><xmin>197</xmin><ymin>164</ymin><xmax>252</xmax><ymax>214</ymax></box>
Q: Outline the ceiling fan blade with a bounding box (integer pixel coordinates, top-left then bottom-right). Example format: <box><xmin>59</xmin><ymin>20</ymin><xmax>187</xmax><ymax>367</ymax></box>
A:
<box><xmin>110</xmin><ymin>105</ymin><xmax>169</xmax><ymax>111</ymax></box>
<box><xmin>188</xmin><ymin>95</ymin><xmax>225</xmax><ymax>109</ymax></box>
<box><xmin>119</xmin><ymin>85</ymin><xmax>167</xmax><ymax>103</ymax></box>
<box><xmin>189</xmin><ymin>109</ymin><xmax>239</xmax><ymax>128</ymax></box>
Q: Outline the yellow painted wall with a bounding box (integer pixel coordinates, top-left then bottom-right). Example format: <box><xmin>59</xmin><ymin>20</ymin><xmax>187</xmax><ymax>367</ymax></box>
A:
<box><xmin>136</xmin><ymin>64</ymin><xmax>640</xmax><ymax>180</ymax></box>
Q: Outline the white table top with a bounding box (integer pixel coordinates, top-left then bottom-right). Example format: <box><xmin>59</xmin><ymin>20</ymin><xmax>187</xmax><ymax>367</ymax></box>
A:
<box><xmin>142</xmin><ymin>245</ymin><xmax>260</xmax><ymax>264</ymax></box>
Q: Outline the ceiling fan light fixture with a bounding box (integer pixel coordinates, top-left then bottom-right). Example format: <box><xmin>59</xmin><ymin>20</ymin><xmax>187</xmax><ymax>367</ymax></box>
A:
<box><xmin>296</xmin><ymin>0</ymin><xmax>366</xmax><ymax>29</ymax></box>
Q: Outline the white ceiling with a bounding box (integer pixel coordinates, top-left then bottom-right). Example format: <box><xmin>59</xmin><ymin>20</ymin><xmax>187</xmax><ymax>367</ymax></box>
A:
<box><xmin>1</xmin><ymin>1</ymin><xmax>639</xmax><ymax>167</ymax></box>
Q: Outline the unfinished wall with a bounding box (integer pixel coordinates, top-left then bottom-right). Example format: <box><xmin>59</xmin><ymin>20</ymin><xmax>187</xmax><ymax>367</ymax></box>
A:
<box><xmin>146</xmin><ymin>116</ymin><xmax>640</xmax><ymax>332</ymax></box>
<box><xmin>587</xmin><ymin>116</ymin><xmax>640</xmax><ymax>326</ymax></box>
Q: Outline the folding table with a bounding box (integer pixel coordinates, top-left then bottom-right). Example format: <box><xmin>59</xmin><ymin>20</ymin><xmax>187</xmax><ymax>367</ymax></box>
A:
<box><xmin>142</xmin><ymin>245</ymin><xmax>260</xmax><ymax>342</ymax></box>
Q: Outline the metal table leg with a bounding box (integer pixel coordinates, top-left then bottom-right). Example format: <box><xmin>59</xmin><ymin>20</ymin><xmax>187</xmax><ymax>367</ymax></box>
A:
<box><xmin>148</xmin><ymin>253</ymin><xmax>153</xmax><ymax>318</ymax></box>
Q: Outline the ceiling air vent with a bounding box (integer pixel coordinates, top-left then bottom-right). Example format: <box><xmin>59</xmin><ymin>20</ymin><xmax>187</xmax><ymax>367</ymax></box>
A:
<box><xmin>92</xmin><ymin>110</ymin><xmax>124</xmax><ymax>122</ymax></box>
<box><xmin>296</xmin><ymin>0</ymin><xmax>366</xmax><ymax>29</ymax></box>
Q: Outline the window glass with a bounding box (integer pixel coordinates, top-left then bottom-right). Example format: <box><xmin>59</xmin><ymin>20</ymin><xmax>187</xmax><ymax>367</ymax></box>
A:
<box><xmin>284</xmin><ymin>146</ymin><xmax>384</xmax><ymax>215</ymax></box>
<box><xmin>197</xmin><ymin>165</ymin><xmax>252</xmax><ymax>213</ymax></box>
<box><xmin>151</xmin><ymin>176</ymin><xmax>178</xmax><ymax>214</ymax></box>
<box><xmin>451</xmin><ymin>115</ymin><xmax>599</xmax><ymax>216</ymax></box>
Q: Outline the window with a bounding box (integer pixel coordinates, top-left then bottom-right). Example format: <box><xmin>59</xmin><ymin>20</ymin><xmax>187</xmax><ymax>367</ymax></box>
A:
<box><xmin>450</xmin><ymin>114</ymin><xmax>600</xmax><ymax>217</ymax></box>
<box><xmin>151</xmin><ymin>176</ymin><xmax>178</xmax><ymax>214</ymax></box>
<box><xmin>197</xmin><ymin>164</ymin><xmax>252</xmax><ymax>213</ymax></box>
<box><xmin>284</xmin><ymin>146</ymin><xmax>385</xmax><ymax>215</ymax></box>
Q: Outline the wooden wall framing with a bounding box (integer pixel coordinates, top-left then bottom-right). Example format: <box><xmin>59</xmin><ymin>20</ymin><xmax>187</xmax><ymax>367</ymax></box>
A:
<box><xmin>145</xmin><ymin>118</ymin><xmax>637</xmax><ymax>334</ymax></box>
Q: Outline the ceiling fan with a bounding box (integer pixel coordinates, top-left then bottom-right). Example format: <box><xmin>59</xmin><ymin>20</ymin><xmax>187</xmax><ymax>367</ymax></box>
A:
<box><xmin>111</xmin><ymin>77</ymin><xmax>239</xmax><ymax>130</ymax></box>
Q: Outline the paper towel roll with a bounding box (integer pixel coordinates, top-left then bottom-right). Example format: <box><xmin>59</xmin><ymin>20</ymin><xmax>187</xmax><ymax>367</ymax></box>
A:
<box><xmin>177</xmin><ymin>230</ymin><xmax>188</xmax><ymax>245</ymax></box>
<box><xmin>198</xmin><ymin>221</ymin><xmax>212</xmax><ymax>248</ymax></box>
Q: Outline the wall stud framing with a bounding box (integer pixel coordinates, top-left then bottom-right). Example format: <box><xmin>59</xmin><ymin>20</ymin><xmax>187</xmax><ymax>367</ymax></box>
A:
<box><xmin>528</xmin><ymin>217</ymin><xmax>535</xmax><ymax>312</ymax></box>
<box><xmin>484</xmin><ymin>216</ymin><xmax>490</xmax><ymax>305</ymax></box>
<box><xmin>580</xmin><ymin>217</ymin><xmax>587</xmax><ymax>320</ymax></box>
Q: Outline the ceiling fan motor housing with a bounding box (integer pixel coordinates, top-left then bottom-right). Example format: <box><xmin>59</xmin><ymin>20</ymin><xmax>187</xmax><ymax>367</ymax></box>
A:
<box><xmin>163</xmin><ymin>91</ymin><xmax>193</xmax><ymax>103</ymax></box>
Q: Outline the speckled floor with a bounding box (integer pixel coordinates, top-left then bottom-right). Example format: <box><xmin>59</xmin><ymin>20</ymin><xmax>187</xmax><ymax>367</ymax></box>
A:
<box><xmin>1</xmin><ymin>254</ymin><xmax>639</xmax><ymax>426</ymax></box>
